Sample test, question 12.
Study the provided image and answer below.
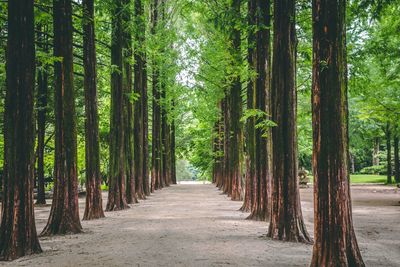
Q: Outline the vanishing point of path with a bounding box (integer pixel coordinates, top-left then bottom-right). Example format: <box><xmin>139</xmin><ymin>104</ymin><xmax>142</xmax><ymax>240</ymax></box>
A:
<box><xmin>2</xmin><ymin>184</ymin><xmax>399</xmax><ymax>267</ymax></box>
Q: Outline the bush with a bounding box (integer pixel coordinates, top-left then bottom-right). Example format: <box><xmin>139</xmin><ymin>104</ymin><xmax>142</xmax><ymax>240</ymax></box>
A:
<box><xmin>359</xmin><ymin>165</ymin><xmax>387</xmax><ymax>175</ymax></box>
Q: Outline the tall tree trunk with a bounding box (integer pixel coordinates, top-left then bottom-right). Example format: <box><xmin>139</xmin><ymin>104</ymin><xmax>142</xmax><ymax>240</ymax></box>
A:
<box><xmin>241</xmin><ymin>0</ymin><xmax>256</xmax><ymax>212</ymax></box>
<box><xmin>35</xmin><ymin>23</ymin><xmax>49</xmax><ymax>205</ymax></box>
<box><xmin>229</xmin><ymin>0</ymin><xmax>243</xmax><ymax>201</ymax></box>
<box><xmin>41</xmin><ymin>0</ymin><xmax>82</xmax><ymax>235</ymax></box>
<box><xmin>372</xmin><ymin>137</ymin><xmax>380</xmax><ymax>166</ymax></box>
<box><xmin>171</xmin><ymin>102</ymin><xmax>177</xmax><ymax>185</ymax></box>
<box><xmin>248</xmin><ymin>0</ymin><xmax>271</xmax><ymax>221</ymax></box>
<box><xmin>311</xmin><ymin>0</ymin><xmax>365</xmax><ymax>265</ymax></box>
<box><xmin>267</xmin><ymin>0</ymin><xmax>311</xmax><ymax>243</ymax></box>
<box><xmin>106</xmin><ymin>0</ymin><xmax>129</xmax><ymax>211</ymax></box>
<box><xmin>161</xmin><ymin>85</ymin><xmax>171</xmax><ymax>187</ymax></box>
<box><xmin>222</xmin><ymin>93</ymin><xmax>231</xmax><ymax>195</ymax></box>
<box><xmin>122</xmin><ymin>0</ymin><xmax>137</xmax><ymax>205</ymax></box>
<box><xmin>151</xmin><ymin>0</ymin><xmax>163</xmax><ymax>192</ymax></box>
<box><xmin>394</xmin><ymin>133</ymin><xmax>400</xmax><ymax>184</ymax></box>
<box><xmin>133</xmin><ymin>0</ymin><xmax>150</xmax><ymax>197</ymax></box>
<box><xmin>214</xmin><ymin>103</ymin><xmax>224</xmax><ymax>189</ymax></box>
<box><xmin>386</xmin><ymin>122</ymin><xmax>392</xmax><ymax>184</ymax></box>
<box><xmin>82</xmin><ymin>0</ymin><xmax>105</xmax><ymax>220</ymax></box>
<box><xmin>133</xmin><ymin>0</ymin><xmax>146</xmax><ymax>199</ymax></box>
<box><xmin>0</xmin><ymin>0</ymin><xmax>42</xmax><ymax>260</ymax></box>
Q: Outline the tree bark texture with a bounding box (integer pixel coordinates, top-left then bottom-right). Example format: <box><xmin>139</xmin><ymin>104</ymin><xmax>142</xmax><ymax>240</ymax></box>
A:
<box><xmin>228</xmin><ymin>0</ymin><xmax>243</xmax><ymax>201</ymax></box>
<box><xmin>41</xmin><ymin>0</ymin><xmax>82</xmax><ymax>235</ymax></box>
<box><xmin>151</xmin><ymin>0</ymin><xmax>163</xmax><ymax>192</ymax></box>
<box><xmin>106</xmin><ymin>0</ymin><xmax>129</xmax><ymax>211</ymax></box>
<box><xmin>0</xmin><ymin>0</ymin><xmax>42</xmax><ymax>260</ymax></box>
<box><xmin>241</xmin><ymin>0</ymin><xmax>256</xmax><ymax>213</ymax></box>
<box><xmin>248</xmin><ymin>0</ymin><xmax>271</xmax><ymax>222</ymax></box>
<box><xmin>121</xmin><ymin>0</ymin><xmax>137</xmax><ymax>205</ymax></box>
<box><xmin>133</xmin><ymin>0</ymin><xmax>150</xmax><ymax>197</ymax></box>
<box><xmin>35</xmin><ymin>23</ymin><xmax>49</xmax><ymax>205</ymax></box>
<box><xmin>311</xmin><ymin>0</ymin><xmax>365</xmax><ymax>265</ymax></box>
<box><xmin>267</xmin><ymin>0</ymin><xmax>311</xmax><ymax>243</ymax></box>
<box><xmin>82</xmin><ymin>0</ymin><xmax>105</xmax><ymax>220</ymax></box>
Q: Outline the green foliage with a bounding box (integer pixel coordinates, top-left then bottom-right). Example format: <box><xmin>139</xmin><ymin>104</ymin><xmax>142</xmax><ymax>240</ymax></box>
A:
<box><xmin>359</xmin><ymin>165</ymin><xmax>387</xmax><ymax>175</ymax></box>
<box><xmin>0</xmin><ymin>0</ymin><xmax>399</xmax><ymax>185</ymax></box>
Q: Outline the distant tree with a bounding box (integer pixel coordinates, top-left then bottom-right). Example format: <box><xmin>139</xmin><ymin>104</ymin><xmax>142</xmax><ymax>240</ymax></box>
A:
<box><xmin>35</xmin><ymin>21</ymin><xmax>49</xmax><ymax>205</ymax></box>
<box><xmin>151</xmin><ymin>0</ymin><xmax>163</xmax><ymax>192</ymax></box>
<box><xmin>386</xmin><ymin>122</ymin><xmax>392</xmax><ymax>183</ymax></box>
<box><xmin>228</xmin><ymin>0</ymin><xmax>243</xmax><ymax>201</ymax></box>
<box><xmin>133</xmin><ymin>0</ymin><xmax>149</xmax><ymax>197</ymax></box>
<box><xmin>248</xmin><ymin>0</ymin><xmax>272</xmax><ymax>221</ymax></box>
<box><xmin>107</xmin><ymin>0</ymin><xmax>129</xmax><ymax>211</ymax></box>
<box><xmin>241</xmin><ymin>0</ymin><xmax>256</xmax><ymax>212</ymax></box>
<box><xmin>82</xmin><ymin>0</ymin><xmax>105</xmax><ymax>220</ymax></box>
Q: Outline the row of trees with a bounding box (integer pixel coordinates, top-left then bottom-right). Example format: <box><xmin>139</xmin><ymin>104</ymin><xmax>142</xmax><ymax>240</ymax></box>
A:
<box><xmin>208</xmin><ymin>0</ymin><xmax>364</xmax><ymax>265</ymax></box>
<box><xmin>0</xmin><ymin>0</ymin><xmax>177</xmax><ymax>260</ymax></box>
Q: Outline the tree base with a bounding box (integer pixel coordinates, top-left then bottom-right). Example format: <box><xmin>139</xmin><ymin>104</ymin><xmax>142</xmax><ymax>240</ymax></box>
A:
<box><xmin>41</xmin><ymin>217</ymin><xmax>82</xmax><ymax>236</ymax></box>
<box><xmin>83</xmin><ymin>209</ymin><xmax>105</xmax><ymax>221</ymax></box>
<box><xmin>267</xmin><ymin>223</ymin><xmax>312</xmax><ymax>244</ymax></box>
<box><xmin>0</xmin><ymin>244</ymin><xmax>42</xmax><ymax>262</ymax></box>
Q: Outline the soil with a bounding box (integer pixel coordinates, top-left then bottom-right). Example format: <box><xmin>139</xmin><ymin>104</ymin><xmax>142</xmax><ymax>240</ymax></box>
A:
<box><xmin>1</xmin><ymin>184</ymin><xmax>399</xmax><ymax>267</ymax></box>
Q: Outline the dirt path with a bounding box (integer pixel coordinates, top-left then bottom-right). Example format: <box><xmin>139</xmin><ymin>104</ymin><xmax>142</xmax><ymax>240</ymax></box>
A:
<box><xmin>2</xmin><ymin>184</ymin><xmax>399</xmax><ymax>267</ymax></box>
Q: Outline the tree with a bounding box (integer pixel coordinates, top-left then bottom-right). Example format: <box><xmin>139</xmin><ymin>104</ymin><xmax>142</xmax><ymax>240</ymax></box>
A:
<box><xmin>311</xmin><ymin>0</ymin><xmax>365</xmax><ymax>265</ymax></box>
<box><xmin>82</xmin><ymin>0</ymin><xmax>105</xmax><ymax>220</ymax></box>
<box><xmin>133</xmin><ymin>0</ymin><xmax>149</xmax><ymax>198</ymax></box>
<box><xmin>248</xmin><ymin>0</ymin><xmax>271</xmax><ymax>221</ymax></box>
<box><xmin>122</xmin><ymin>0</ymin><xmax>137</xmax><ymax>205</ymax></box>
<box><xmin>267</xmin><ymin>0</ymin><xmax>311</xmax><ymax>243</ymax></box>
<box><xmin>394</xmin><ymin>132</ymin><xmax>400</xmax><ymax>183</ymax></box>
<box><xmin>35</xmin><ymin>22</ymin><xmax>49</xmax><ymax>205</ymax></box>
<box><xmin>41</xmin><ymin>0</ymin><xmax>82</xmax><ymax>235</ymax></box>
<box><xmin>151</xmin><ymin>0</ymin><xmax>163</xmax><ymax>192</ymax></box>
<box><xmin>0</xmin><ymin>0</ymin><xmax>42</xmax><ymax>260</ymax></box>
<box><xmin>241</xmin><ymin>0</ymin><xmax>257</xmax><ymax>212</ymax></box>
<box><xmin>106</xmin><ymin>0</ymin><xmax>129</xmax><ymax>211</ymax></box>
<box><xmin>385</xmin><ymin>122</ymin><xmax>392</xmax><ymax>184</ymax></box>
<box><xmin>170</xmin><ymin>103</ymin><xmax>177</xmax><ymax>185</ymax></box>
<box><xmin>228</xmin><ymin>0</ymin><xmax>243</xmax><ymax>201</ymax></box>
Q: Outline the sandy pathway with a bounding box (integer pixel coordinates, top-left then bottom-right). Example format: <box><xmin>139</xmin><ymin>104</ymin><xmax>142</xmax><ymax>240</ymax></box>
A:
<box><xmin>1</xmin><ymin>184</ymin><xmax>399</xmax><ymax>267</ymax></box>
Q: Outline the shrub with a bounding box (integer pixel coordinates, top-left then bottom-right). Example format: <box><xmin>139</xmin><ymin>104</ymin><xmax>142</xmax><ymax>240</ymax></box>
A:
<box><xmin>359</xmin><ymin>165</ymin><xmax>387</xmax><ymax>175</ymax></box>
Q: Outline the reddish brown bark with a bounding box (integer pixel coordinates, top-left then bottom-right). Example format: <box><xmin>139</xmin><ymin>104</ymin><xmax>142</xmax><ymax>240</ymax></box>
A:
<box><xmin>394</xmin><ymin>134</ymin><xmax>400</xmax><ymax>184</ymax></box>
<box><xmin>267</xmin><ymin>0</ymin><xmax>311</xmax><ymax>243</ymax></box>
<box><xmin>106</xmin><ymin>0</ymin><xmax>129</xmax><ymax>211</ymax></box>
<box><xmin>82</xmin><ymin>0</ymin><xmax>105</xmax><ymax>220</ymax></box>
<box><xmin>222</xmin><ymin>93</ymin><xmax>231</xmax><ymax>195</ymax></box>
<box><xmin>41</xmin><ymin>0</ymin><xmax>82</xmax><ymax>235</ymax></box>
<box><xmin>229</xmin><ymin>0</ymin><xmax>243</xmax><ymax>202</ymax></box>
<box><xmin>170</xmin><ymin>104</ymin><xmax>177</xmax><ymax>185</ymax></box>
<box><xmin>311</xmin><ymin>0</ymin><xmax>365</xmax><ymax>265</ymax></box>
<box><xmin>386</xmin><ymin>123</ymin><xmax>392</xmax><ymax>184</ymax></box>
<box><xmin>122</xmin><ymin>0</ymin><xmax>137</xmax><ymax>205</ymax></box>
<box><xmin>35</xmin><ymin>23</ymin><xmax>49</xmax><ymax>205</ymax></box>
<box><xmin>248</xmin><ymin>0</ymin><xmax>271</xmax><ymax>222</ymax></box>
<box><xmin>241</xmin><ymin>0</ymin><xmax>257</xmax><ymax>212</ymax></box>
<box><xmin>133</xmin><ymin>0</ymin><xmax>150</xmax><ymax>197</ymax></box>
<box><xmin>151</xmin><ymin>0</ymin><xmax>163</xmax><ymax>192</ymax></box>
<box><xmin>0</xmin><ymin>0</ymin><xmax>42</xmax><ymax>260</ymax></box>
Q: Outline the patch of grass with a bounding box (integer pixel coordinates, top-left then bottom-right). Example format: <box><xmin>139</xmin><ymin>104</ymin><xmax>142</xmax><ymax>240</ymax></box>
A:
<box><xmin>350</xmin><ymin>174</ymin><xmax>387</xmax><ymax>184</ymax></box>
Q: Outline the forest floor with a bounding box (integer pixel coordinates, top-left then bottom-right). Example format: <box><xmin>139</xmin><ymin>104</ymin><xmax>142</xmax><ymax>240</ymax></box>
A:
<box><xmin>1</xmin><ymin>184</ymin><xmax>399</xmax><ymax>267</ymax></box>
